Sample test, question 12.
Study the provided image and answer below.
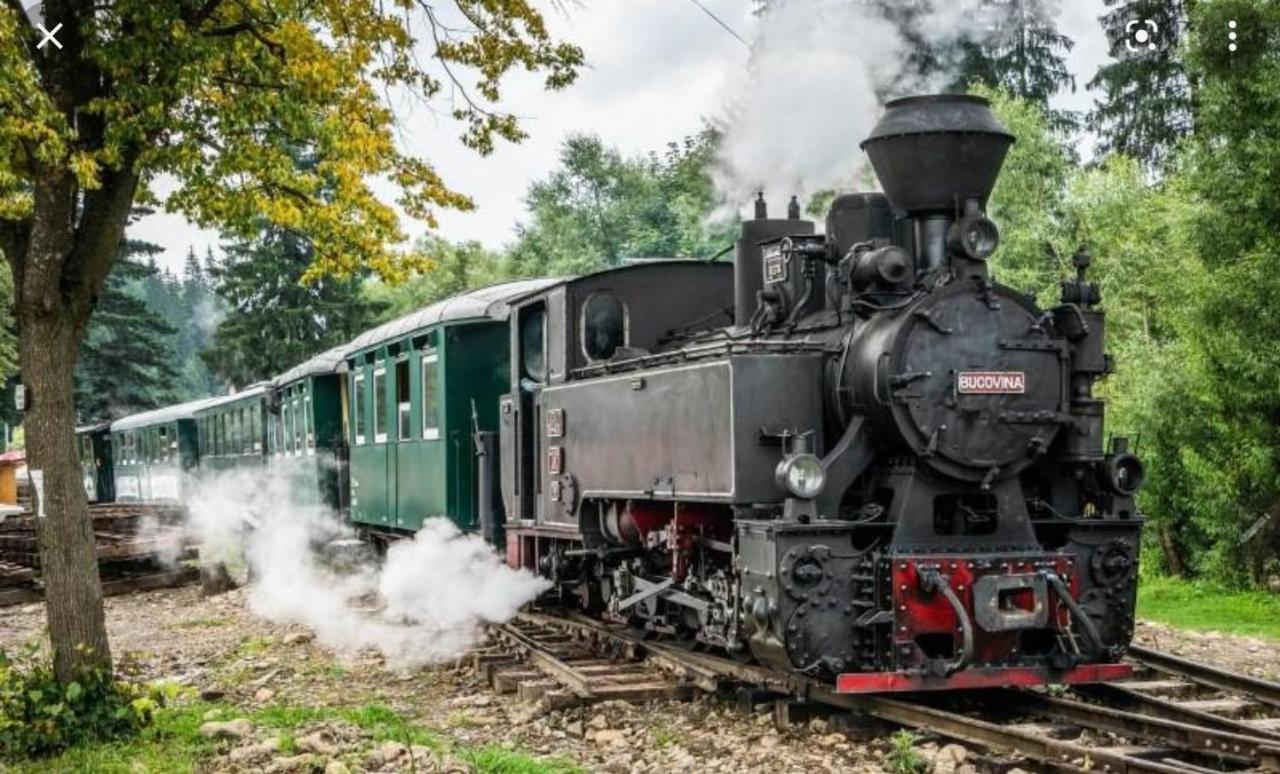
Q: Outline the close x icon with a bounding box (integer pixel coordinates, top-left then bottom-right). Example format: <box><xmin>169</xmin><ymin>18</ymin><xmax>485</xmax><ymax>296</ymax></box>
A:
<box><xmin>22</xmin><ymin>1</ymin><xmax>62</xmax><ymax>50</ymax></box>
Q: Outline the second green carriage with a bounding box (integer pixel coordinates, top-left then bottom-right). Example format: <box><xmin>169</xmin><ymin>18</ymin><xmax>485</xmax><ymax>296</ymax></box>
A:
<box><xmin>194</xmin><ymin>385</ymin><xmax>269</xmax><ymax>476</ymax></box>
<box><xmin>269</xmin><ymin>345</ymin><xmax>351</xmax><ymax>512</ymax></box>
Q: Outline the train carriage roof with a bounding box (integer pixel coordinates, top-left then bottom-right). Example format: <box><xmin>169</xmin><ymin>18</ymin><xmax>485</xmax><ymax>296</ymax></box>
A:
<box><xmin>273</xmin><ymin>343</ymin><xmax>352</xmax><ymax>387</ymax></box>
<box><xmin>110</xmin><ymin>396</ymin><xmax>221</xmax><ymax>432</ymax></box>
<box><xmin>192</xmin><ymin>383</ymin><xmax>270</xmax><ymax>414</ymax></box>
<box><xmin>344</xmin><ymin>277</ymin><xmax>563</xmax><ymax>355</ymax></box>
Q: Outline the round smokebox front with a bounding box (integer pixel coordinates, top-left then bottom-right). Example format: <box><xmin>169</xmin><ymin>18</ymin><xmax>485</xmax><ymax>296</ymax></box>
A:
<box><xmin>886</xmin><ymin>283</ymin><xmax>1065</xmax><ymax>482</ymax></box>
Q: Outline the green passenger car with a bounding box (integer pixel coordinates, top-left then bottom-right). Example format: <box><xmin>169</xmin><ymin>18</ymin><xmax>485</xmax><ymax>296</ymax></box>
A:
<box><xmin>110</xmin><ymin>398</ymin><xmax>213</xmax><ymax>503</ymax></box>
<box><xmin>76</xmin><ymin>423</ymin><xmax>115</xmax><ymax>503</ymax></box>
<box><xmin>269</xmin><ymin>345</ymin><xmax>351</xmax><ymax>512</ymax></box>
<box><xmin>193</xmin><ymin>385</ymin><xmax>269</xmax><ymax>476</ymax></box>
<box><xmin>344</xmin><ymin>279</ymin><xmax>558</xmax><ymax>537</ymax></box>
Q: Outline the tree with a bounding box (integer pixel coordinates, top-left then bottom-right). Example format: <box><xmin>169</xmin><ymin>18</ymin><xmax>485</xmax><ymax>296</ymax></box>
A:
<box><xmin>1087</xmin><ymin>0</ymin><xmax>1193</xmax><ymax>169</ymax></box>
<box><xmin>0</xmin><ymin>0</ymin><xmax>581</xmax><ymax>681</ymax></box>
<box><xmin>75</xmin><ymin>239</ymin><xmax>179</xmax><ymax>421</ymax></box>
<box><xmin>365</xmin><ymin>236</ymin><xmax>506</xmax><ymax>320</ymax></box>
<box><xmin>947</xmin><ymin>1</ymin><xmax>1077</xmax><ymax>127</ymax></box>
<box><xmin>508</xmin><ymin>131</ymin><xmax>736</xmax><ymax>276</ymax></box>
<box><xmin>203</xmin><ymin>219</ymin><xmax>387</xmax><ymax>385</ymax></box>
<box><xmin>1144</xmin><ymin>0</ymin><xmax>1280</xmax><ymax>584</ymax></box>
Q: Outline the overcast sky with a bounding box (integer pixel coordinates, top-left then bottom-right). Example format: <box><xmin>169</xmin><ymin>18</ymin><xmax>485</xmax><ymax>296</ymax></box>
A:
<box><xmin>133</xmin><ymin>0</ymin><xmax>1112</xmax><ymax>275</ymax></box>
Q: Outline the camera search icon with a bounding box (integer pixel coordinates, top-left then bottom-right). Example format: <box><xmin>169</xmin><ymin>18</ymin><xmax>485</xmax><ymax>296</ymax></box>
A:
<box><xmin>1125</xmin><ymin>18</ymin><xmax>1158</xmax><ymax>52</ymax></box>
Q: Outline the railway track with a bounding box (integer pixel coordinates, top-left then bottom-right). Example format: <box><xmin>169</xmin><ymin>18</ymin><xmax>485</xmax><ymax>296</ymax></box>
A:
<box><xmin>0</xmin><ymin>502</ymin><xmax>197</xmax><ymax>606</ymax></box>
<box><xmin>478</xmin><ymin>611</ymin><xmax>1280</xmax><ymax>773</ymax></box>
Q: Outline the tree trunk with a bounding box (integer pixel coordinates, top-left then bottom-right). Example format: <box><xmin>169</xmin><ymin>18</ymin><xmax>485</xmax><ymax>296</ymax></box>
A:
<box><xmin>1157</xmin><ymin>522</ymin><xmax>1189</xmax><ymax>578</ymax></box>
<box><xmin>20</xmin><ymin>308</ymin><xmax>112</xmax><ymax>679</ymax></box>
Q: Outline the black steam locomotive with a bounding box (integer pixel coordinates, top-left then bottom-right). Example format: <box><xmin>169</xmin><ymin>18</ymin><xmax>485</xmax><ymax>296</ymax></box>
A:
<box><xmin>499</xmin><ymin>95</ymin><xmax>1144</xmax><ymax>692</ymax></box>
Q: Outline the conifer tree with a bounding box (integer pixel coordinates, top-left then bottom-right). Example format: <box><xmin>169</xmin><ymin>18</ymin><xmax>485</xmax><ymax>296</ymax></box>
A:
<box><xmin>75</xmin><ymin>240</ymin><xmax>178</xmax><ymax>422</ymax></box>
<box><xmin>203</xmin><ymin>223</ymin><xmax>386</xmax><ymax>386</ymax></box>
<box><xmin>1087</xmin><ymin>0</ymin><xmax>1193</xmax><ymax>168</ymax></box>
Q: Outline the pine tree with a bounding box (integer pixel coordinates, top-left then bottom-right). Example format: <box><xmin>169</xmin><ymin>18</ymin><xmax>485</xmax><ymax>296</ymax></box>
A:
<box><xmin>1087</xmin><ymin>0</ymin><xmax>1193</xmax><ymax>168</ymax></box>
<box><xmin>946</xmin><ymin>0</ymin><xmax>1077</xmax><ymax>126</ymax></box>
<box><xmin>75</xmin><ymin>240</ymin><xmax>179</xmax><ymax>422</ymax></box>
<box><xmin>203</xmin><ymin>224</ymin><xmax>387</xmax><ymax>386</ymax></box>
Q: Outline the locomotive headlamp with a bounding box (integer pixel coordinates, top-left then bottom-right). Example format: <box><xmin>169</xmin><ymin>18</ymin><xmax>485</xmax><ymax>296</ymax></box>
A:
<box><xmin>776</xmin><ymin>453</ymin><xmax>826</xmax><ymax>499</ymax></box>
<box><xmin>947</xmin><ymin>214</ymin><xmax>1000</xmax><ymax>260</ymax></box>
<box><xmin>1104</xmin><ymin>452</ymin><xmax>1145</xmax><ymax>496</ymax></box>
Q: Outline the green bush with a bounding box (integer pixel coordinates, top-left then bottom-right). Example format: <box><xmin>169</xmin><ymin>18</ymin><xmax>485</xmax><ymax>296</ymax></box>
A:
<box><xmin>0</xmin><ymin>646</ymin><xmax>170</xmax><ymax>760</ymax></box>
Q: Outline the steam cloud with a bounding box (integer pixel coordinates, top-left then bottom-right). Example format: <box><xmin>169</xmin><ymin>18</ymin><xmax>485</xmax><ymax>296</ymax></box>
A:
<box><xmin>711</xmin><ymin>0</ymin><xmax>1056</xmax><ymax>208</ymax></box>
<box><xmin>183</xmin><ymin>463</ymin><xmax>549</xmax><ymax>668</ymax></box>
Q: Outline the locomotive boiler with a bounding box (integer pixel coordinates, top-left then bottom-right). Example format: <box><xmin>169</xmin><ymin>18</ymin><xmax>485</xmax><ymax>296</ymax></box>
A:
<box><xmin>499</xmin><ymin>94</ymin><xmax>1144</xmax><ymax>692</ymax></box>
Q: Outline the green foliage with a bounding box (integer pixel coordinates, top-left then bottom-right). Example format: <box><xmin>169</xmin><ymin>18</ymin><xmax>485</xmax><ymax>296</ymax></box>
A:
<box><xmin>1088</xmin><ymin>0</ymin><xmax>1193</xmax><ymax>169</ymax></box>
<box><xmin>364</xmin><ymin>237</ymin><xmax>507</xmax><ymax>321</ymax></box>
<box><xmin>0</xmin><ymin>263</ymin><xmax>17</xmax><ymax>383</ymax></box>
<box><xmin>462</xmin><ymin>744</ymin><xmax>584</xmax><ymax>774</ymax></box>
<box><xmin>1130</xmin><ymin>0</ymin><xmax>1280</xmax><ymax>584</ymax></box>
<box><xmin>0</xmin><ymin>647</ymin><xmax>171</xmax><ymax>761</ymax></box>
<box><xmin>948</xmin><ymin>0</ymin><xmax>1078</xmax><ymax>127</ymax></box>
<box><xmin>75</xmin><ymin>239</ymin><xmax>180</xmax><ymax>422</ymax></box>
<box><xmin>364</xmin><ymin>130</ymin><xmax>737</xmax><ymax>319</ymax></box>
<box><xmin>884</xmin><ymin>730</ymin><xmax>929</xmax><ymax>774</ymax></box>
<box><xmin>507</xmin><ymin>131</ymin><xmax>737</xmax><ymax>276</ymax></box>
<box><xmin>202</xmin><ymin>214</ymin><xmax>387</xmax><ymax>386</ymax></box>
<box><xmin>1138</xmin><ymin>575</ymin><xmax>1280</xmax><ymax>641</ymax></box>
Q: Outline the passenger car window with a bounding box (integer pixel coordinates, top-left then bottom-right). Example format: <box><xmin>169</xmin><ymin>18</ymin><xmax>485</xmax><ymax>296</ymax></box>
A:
<box><xmin>421</xmin><ymin>350</ymin><xmax>439</xmax><ymax>441</ymax></box>
<box><xmin>582</xmin><ymin>292</ymin><xmax>626</xmax><ymax>361</ymax></box>
<box><xmin>373</xmin><ymin>366</ymin><xmax>388</xmax><ymax>443</ymax></box>
<box><xmin>396</xmin><ymin>358</ymin><xmax>411</xmax><ymax>441</ymax></box>
<box><xmin>353</xmin><ymin>373</ymin><xmax>366</xmax><ymax>445</ymax></box>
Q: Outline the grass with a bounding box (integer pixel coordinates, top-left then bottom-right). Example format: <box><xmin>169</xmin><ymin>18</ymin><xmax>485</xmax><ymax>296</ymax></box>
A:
<box><xmin>462</xmin><ymin>744</ymin><xmax>584</xmax><ymax>774</ymax></box>
<box><xmin>168</xmin><ymin>616</ymin><xmax>234</xmax><ymax>630</ymax></box>
<box><xmin>1138</xmin><ymin>575</ymin><xmax>1280</xmax><ymax>640</ymax></box>
<box><xmin>4</xmin><ymin>698</ymin><xmax>579</xmax><ymax>773</ymax></box>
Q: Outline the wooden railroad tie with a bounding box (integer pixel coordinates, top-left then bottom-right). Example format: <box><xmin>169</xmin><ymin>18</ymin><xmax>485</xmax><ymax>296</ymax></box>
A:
<box><xmin>483</xmin><ymin>621</ymin><xmax>694</xmax><ymax>711</ymax></box>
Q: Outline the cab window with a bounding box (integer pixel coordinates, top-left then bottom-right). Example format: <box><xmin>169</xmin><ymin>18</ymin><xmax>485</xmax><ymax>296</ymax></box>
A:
<box><xmin>582</xmin><ymin>292</ymin><xmax>626</xmax><ymax>361</ymax></box>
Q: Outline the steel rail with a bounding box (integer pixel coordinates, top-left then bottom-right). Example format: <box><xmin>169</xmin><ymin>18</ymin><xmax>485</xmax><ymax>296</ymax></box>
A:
<box><xmin>1079</xmin><ymin>682</ymin><xmax>1280</xmax><ymax>743</ymax></box>
<box><xmin>517</xmin><ymin>612</ymin><xmax>724</xmax><ymax>691</ymax></box>
<box><xmin>493</xmin><ymin>623</ymin><xmax>595</xmax><ymax>698</ymax></box>
<box><xmin>520</xmin><ymin>612</ymin><xmax>1227</xmax><ymax>773</ymax></box>
<box><xmin>1128</xmin><ymin>644</ymin><xmax>1280</xmax><ymax>709</ymax></box>
<box><xmin>1003</xmin><ymin>690</ymin><xmax>1272</xmax><ymax>768</ymax></box>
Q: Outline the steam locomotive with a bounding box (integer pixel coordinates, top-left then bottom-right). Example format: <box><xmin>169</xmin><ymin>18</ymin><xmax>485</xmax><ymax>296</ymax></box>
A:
<box><xmin>82</xmin><ymin>94</ymin><xmax>1143</xmax><ymax>693</ymax></box>
<box><xmin>498</xmin><ymin>95</ymin><xmax>1145</xmax><ymax>691</ymax></box>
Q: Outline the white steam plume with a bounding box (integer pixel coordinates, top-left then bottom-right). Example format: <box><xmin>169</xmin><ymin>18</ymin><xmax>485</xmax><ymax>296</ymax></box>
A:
<box><xmin>711</xmin><ymin>0</ymin><xmax>1061</xmax><ymax>209</ymax></box>
<box><xmin>183</xmin><ymin>463</ymin><xmax>549</xmax><ymax>668</ymax></box>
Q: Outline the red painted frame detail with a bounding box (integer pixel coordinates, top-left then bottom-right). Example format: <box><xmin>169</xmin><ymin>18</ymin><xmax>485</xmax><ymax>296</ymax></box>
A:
<box><xmin>835</xmin><ymin>662</ymin><xmax>1133</xmax><ymax>693</ymax></box>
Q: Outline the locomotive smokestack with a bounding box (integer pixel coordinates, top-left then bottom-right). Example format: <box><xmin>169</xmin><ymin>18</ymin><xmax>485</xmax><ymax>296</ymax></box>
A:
<box><xmin>754</xmin><ymin>192</ymin><xmax>768</xmax><ymax>219</ymax></box>
<box><xmin>860</xmin><ymin>95</ymin><xmax>1014</xmax><ymax>272</ymax></box>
